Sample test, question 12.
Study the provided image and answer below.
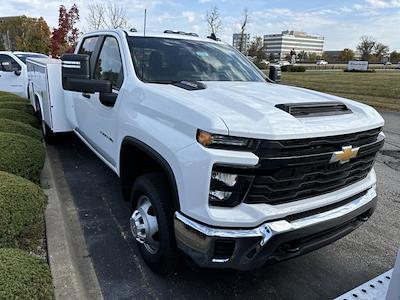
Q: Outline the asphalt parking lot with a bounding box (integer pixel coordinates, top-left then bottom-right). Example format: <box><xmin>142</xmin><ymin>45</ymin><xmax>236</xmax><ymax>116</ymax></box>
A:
<box><xmin>47</xmin><ymin>112</ymin><xmax>400</xmax><ymax>300</ymax></box>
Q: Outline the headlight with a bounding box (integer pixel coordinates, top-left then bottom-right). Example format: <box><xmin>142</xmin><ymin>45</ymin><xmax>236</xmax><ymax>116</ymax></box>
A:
<box><xmin>209</xmin><ymin>169</ymin><xmax>253</xmax><ymax>207</ymax></box>
<box><xmin>197</xmin><ymin>129</ymin><xmax>256</xmax><ymax>150</ymax></box>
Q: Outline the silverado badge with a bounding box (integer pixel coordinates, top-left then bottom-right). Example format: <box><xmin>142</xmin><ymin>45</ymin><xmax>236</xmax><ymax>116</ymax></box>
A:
<box><xmin>330</xmin><ymin>145</ymin><xmax>359</xmax><ymax>164</ymax></box>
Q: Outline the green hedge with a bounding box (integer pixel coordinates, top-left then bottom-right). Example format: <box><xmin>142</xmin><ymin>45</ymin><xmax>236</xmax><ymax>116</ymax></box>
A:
<box><xmin>0</xmin><ymin>91</ymin><xmax>14</xmax><ymax>97</ymax></box>
<box><xmin>0</xmin><ymin>94</ymin><xmax>27</xmax><ymax>103</ymax></box>
<box><xmin>0</xmin><ymin>248</ymin><xmax>53</xmax><ymax>300</ymax></box>
<box><xmin>0</xmin><ymin>133</ymin><xmax>45</xmax><ymax>183</ymax></box>
<box><xmin>281</xmin><ymin>65</ymin><xmax>306</xmax><ymax>72</ymax></box>
<box><xmin>0</xmin><ymin>119</ymin><xmax>41</xmax><ymax>141</ymax></box>
<box><xmin>344</xmin><ymin>69</ymin><xmax>376</xmax><ymax>73</ymax></box>
<box><xmin>0</xmin><ymin>108</ymin><xmax>38</xmax><ymax>128</ymax></box>
<box><xmin>0</xmin><ymin>171</ymin><xmax>45</xmax><ymax>250</ymax></box>
<box><xmin>0</xmin><ymin>101</ymin><xmax>34</xmax><ymax>115</ymax></box>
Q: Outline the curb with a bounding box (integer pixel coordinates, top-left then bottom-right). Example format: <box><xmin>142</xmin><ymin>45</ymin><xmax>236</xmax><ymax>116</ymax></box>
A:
<box><xmin>42</xmin><ymin>146</ymin><xmax>103</xmax><ymax>300</ymax></box>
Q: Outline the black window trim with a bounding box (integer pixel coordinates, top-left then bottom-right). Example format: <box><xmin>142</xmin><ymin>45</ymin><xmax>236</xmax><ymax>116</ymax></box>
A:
<box><xmin>77</xmin><ymin>35</ymin><xmax>101</xmax><ymax>77</ymax></box>
<box><xmin>91</xmin><ymin>34</ymin><xmax>125</xmax><ymax>91</ymax></box>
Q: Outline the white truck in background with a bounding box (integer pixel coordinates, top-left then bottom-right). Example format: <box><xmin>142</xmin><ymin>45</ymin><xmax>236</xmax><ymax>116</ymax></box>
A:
<box><xmin>0</xmin><ymin>51</ymin><xmax>47</xmax><ymax>98</ymax></box>
<box><xmin>27</xmin><ymin>29</ymin><xmax>385</xmax><ymax>276</ymax></box>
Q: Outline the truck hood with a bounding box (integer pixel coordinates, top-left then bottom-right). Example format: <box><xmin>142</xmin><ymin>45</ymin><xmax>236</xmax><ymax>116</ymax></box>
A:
<box><xmin>151</xmin><ymin>81</ymin><xmax>384</xmax><ymax>140</ymax></box>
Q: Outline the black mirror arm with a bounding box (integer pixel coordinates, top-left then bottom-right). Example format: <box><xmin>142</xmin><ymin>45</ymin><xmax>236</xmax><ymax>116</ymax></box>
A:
<box><xmin>99</xmin><ymin>92</ymin><xmax>118</xmax><ymax>107</ymax></box>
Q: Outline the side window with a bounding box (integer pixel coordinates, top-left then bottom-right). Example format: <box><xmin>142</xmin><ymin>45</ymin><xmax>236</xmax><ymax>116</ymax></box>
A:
<box><xmin>93</xmin><ymin>37</ymin><xmax>124</xmax><ymax>89</ymax></box>
<box><xmin>0</xmin><ymin>54</ymin><xmax>21</xmax><ymax>70</ymax></box>
<box><xmin>78</xmin><ymin>36</ymin><xmax>99</xmax><ymax>58</ymax></box>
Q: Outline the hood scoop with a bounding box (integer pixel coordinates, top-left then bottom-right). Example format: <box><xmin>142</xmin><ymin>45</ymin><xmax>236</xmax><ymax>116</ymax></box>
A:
<box><xmin>275</xmin><ymin>101</ymin><xmax>352</xmax><ymax>118</ymax></box>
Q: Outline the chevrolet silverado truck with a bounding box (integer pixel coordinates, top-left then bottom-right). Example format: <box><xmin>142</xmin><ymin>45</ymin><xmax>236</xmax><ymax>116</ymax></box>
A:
<box><xmin>37</xmin><ymin>29</ymin><xmax>385</xmax><ymax>274</ymax></box>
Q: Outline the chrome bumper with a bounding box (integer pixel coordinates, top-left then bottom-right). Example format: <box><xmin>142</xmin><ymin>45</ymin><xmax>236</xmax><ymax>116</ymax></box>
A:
<box><xmin>174</xmin><ymin>187</ymin><xmax>377</xmax><ymax>270</ymax></box>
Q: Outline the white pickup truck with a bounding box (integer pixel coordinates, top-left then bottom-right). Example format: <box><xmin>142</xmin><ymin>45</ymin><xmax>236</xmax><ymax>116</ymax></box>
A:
<box><xmin>28</xmin><ymin>29</ymin><xmax>385</xmax><ymax>275</ymax></box>
<box><xmin>0</xmin><ymin>51</ymin><xmax>47</xmax><ymax>98</ymax></box>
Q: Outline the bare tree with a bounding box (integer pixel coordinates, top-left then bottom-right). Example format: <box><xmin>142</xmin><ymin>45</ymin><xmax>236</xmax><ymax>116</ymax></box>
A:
<box><xmin>238</xmin><ymin>8</ymin><xmax>249</xmax><ymax>53</ymax></box>
<box><xmin>87</xmin><ymin>2</ymin><xmax>106</xmax><ymax>30</ymax></box>
<box><xmin>86</xmin><ymin>1</ymin><xmax>128</xmax><ymax>30</ymax></box>
<box><xmin>357</xmin><ymin>36</ymin><xmax>376</xmax><ymax>61</ymax></box>
<box><xmin>106</xmin><ymin>1</ymin><xmax>128</xmax><ymax>29</ymax></box>
<box><xmin>206</xmin><ymin>6</ymin><xmax>222</xmax><ymax>36</ymax></box>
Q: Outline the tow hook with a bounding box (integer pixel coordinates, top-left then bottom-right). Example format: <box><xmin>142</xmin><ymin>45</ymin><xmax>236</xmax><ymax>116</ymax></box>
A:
<box><xmin>358</xmin><ymin>210</ymin><xmax>371</xmax><ymax>222</ymax></box>
<box><xmin>358</xmin><ymin>214</ymin><xmax>370</xmax><ymax>222</ymax></box>
<box><xmin>259</xmin><ymin>225</ymin><xmax>273</xmax><ymax>247</ymax></box>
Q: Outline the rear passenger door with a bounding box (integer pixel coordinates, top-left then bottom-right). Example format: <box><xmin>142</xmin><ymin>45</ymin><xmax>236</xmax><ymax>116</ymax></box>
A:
<box><xmin>76</xmin><ymin>35</ymin><xmax>124</xmax><ymax>167</ymax></box>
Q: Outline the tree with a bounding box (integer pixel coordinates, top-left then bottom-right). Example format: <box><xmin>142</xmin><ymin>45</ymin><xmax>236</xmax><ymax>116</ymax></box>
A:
<box><xmin>268</xmin><ymin>52</ymin><xmax>275</xmax><ymax>62</ymax></box>
<box><xmin>206</xmin><ymin>6</ymin><xmax>222</xmax><ymax>36</ymax></box>
<box><xmin>338</xmin><ymin>48</ymin><xmax>355</xmax><ymax>62</ymax></box>
<box><xmin>247</xmin><ymin>37</ymin><xmax>263</xmax><ymax>57</ymax></box>
<box><xmin>357</xmin><ymin>36</ymin><xmax>376</xmax><ymax>61</ymax></box>
<box><xmin>297</xmin><ymin>51</ymin><xmax>307</xmax><ymax>61</ymax></box>
<box><xmin>373</xmin><ymin>42</ymin><xmax>389</xmax><ymax>59</ymax></box>
<box><xmin>86</xmin><ymin>1</ymin><xmax>128</xmax><ymax>30</ymax></box>
<box><xmin>0</xmin><ymin>16</ymin><xmax>51</xmax><ymax>53</ymax></box>
<box><xmin>390</xmin><ymin>51</ymin><xmax>400</xmax><ymax>63</ymax></box>
<box><xmin>238</xmin><ymin>8</ymin><xmax>249</xmax><ymax>53</ymax></box>
<box><xmin>248</xmin><ymin>36</ymin><xmax>266</xmax><ymax>68</ymax></box>
<box><xmin>51</xmin><ymin>4</ymin><xmax>80</xmax><ymax>57</ymax></box>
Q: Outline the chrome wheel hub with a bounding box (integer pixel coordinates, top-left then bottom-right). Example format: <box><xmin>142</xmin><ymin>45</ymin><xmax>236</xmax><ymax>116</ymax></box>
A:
<box><xmin>130</xmin><ymin>195</ymin><xmax>160</xmax><ymax>254</ymax></box>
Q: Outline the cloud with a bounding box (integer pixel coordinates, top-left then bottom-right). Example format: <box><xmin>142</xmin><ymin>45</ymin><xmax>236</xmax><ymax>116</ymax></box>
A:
<box><xmin>182</xmin><ymin>11</ymin><xmax>196</xmax><ymax>23</ymax></box>
<box><xmin>1</xmin><ymin>0</ymin><xmax>399</xmax><ymax>51</ymax></box>
<box><xmin>365</xmin><ymin>0</ymin><xmax>400</xmax><ymax>8</ymax></box>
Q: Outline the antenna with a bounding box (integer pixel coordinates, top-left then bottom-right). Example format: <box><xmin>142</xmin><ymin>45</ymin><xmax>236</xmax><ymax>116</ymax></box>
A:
<box><xmin>143</xmin><ymin>9</ymin><xmax>147</xmax><ymax>37</ymax></box>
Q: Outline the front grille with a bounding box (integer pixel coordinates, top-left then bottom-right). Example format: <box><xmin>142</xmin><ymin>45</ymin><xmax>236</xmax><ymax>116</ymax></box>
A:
<box><xmin>244</xmin><ymin>127</ymin><xmax>384</xmax><ymax>205</ymax></box>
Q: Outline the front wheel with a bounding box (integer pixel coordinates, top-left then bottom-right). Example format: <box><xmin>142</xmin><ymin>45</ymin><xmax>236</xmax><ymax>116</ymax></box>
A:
<box><xmin>130</xmin><ymin>173</ymin><xmax>178</xmax><ymax>275</ymax></box>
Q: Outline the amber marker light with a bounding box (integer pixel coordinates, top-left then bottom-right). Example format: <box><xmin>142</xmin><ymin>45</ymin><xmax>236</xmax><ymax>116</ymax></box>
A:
<box><xmin>196</xmin><ymin>130</ymin><xmax>213</xmax><ymax>146</ymax></box>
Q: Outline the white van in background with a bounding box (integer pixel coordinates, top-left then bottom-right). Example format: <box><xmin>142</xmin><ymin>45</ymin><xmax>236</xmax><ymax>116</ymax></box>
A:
<box><xmin>0</xmin><ymin>51</ymin><xmax>47</xmax><ymax>98</ymax></box>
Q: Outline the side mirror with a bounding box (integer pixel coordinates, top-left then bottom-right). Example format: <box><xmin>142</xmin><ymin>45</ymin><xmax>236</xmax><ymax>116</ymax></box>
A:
<box><xmin>14</xmin><ymin>69</ymin><xmax>21</xmax><ymax>76</ymax></box>
<box><xmin>269</xmin><ymin>65</ymin><xmax>281</xmax><ymax>83</ymax></box>
<box><xmin>61</xmin><ymin>53</ymin><xmax>90</xmax><ymax>88</ymax></box>
<box><xmin>61</xmin><ymin>53</ymin><xmax>111</xmax><ymax>93</ymax></box>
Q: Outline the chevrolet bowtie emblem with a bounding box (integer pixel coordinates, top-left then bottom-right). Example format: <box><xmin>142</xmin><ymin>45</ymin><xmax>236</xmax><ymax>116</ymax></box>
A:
<box><xmin>330</xmin><ymin>145</ymin><xmax>359</xmax><ymax>164</ymax></box>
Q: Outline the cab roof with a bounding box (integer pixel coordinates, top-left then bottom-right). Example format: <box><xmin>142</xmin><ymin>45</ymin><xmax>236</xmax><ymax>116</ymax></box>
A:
<box><xmin>82</xmin><ymin>28</ymin><xmax>226</xmax><ymax>45</ymax></box>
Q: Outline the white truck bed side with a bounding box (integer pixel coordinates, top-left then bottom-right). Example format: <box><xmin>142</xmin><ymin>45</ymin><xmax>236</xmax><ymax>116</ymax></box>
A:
<box><xmin>27</xmin><ymin>57</ymin><xmax>72</xmax><ymax>133</ymax></box>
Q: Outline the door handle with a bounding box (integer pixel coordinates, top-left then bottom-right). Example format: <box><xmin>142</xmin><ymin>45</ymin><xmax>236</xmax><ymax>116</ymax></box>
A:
<box><xmin>82</xmin><ymin>93</ymin><xmax>91</xmax><ymax>99</ymax></box>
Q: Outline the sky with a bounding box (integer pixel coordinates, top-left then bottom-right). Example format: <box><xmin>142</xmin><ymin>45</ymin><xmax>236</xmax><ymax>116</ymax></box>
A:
<box><xmin>1</xmin><ymin>0</ymin><xmax>400</xmax><ymax>51</ymax></box>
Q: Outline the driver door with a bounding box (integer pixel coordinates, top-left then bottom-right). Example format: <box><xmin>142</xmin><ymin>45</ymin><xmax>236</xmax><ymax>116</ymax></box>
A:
<box><xmin>74</xmin><ymin>35</ymin><xmax>124</xmax><ymax>168</ymax></box>
<box><xmin>0</xmin><ymin>54</ymin><xmax>24</xmax><ymax>96</ymax></box>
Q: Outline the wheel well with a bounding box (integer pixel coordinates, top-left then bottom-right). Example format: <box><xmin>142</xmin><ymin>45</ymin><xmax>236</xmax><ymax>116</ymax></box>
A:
<box><xmin>119</xmin><ymin>138</ymin><xmax>180</xmax><ymax>210</ymax></box>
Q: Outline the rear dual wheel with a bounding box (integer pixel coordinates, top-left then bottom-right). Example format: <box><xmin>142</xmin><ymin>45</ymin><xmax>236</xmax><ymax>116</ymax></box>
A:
<box><xmin>36</xmin><ymin>100</ymin><xmax>56</xmax><ymax>144</ymax></box>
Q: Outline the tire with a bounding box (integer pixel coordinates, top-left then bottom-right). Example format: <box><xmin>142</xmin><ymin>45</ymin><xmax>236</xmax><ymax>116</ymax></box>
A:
<box><xmin>37</xmin><ymin>101</ymin><xmax>56</xmax><ymax>144</ymax></box>
<box><xmin>130</xmin><ymin>173</ymin><xmax>178</xmax><ymax>275</ymax></box>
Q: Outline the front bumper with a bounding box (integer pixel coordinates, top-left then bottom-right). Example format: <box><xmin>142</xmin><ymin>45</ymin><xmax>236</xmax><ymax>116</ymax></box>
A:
<box><xmin>174</xmin><ymin>187</ymin><xmax>377</xmax><ymax>270</ymax></box>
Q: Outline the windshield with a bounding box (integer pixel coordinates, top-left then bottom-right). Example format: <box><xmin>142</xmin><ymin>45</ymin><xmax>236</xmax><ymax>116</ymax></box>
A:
<box><xmin>127</xmin><ymin>37</ymin><xmax>265</xmax><ymax>83</ymax></box>
<box><xmin>16</xmin><ymin>53</ymin><xmax>48</xmax><ymax>64</ymax></box>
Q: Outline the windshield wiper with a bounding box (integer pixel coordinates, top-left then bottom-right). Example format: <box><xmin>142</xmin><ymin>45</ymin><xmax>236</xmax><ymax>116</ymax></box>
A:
<box><xmin>148</xmin><ymin>80</ymin><xmax>207</xmax><ymax>90</ymax></box>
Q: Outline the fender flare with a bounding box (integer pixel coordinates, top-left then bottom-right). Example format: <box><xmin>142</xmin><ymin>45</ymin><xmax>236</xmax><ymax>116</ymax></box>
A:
<box><xmin>120</xmin><ymin>136</ymin><xmax>180</xmax><ymax>210</ymax></box>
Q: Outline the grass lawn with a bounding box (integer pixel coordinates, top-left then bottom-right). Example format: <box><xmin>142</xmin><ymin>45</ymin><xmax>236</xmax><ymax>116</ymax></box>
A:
<box><xmin>279</xmin><ymin>71</ymin><xmax>400</xmax><ymax>112</ymax></box>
